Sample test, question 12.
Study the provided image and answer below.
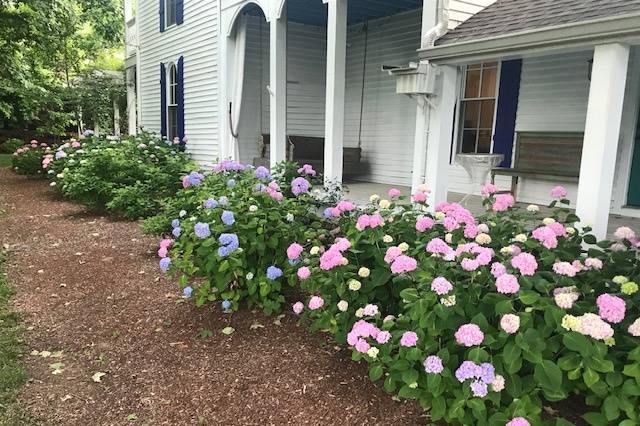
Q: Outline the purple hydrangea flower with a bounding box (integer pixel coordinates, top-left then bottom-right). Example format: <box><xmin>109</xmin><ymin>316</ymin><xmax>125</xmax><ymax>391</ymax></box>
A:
<box><xmin>183</xmin><ymin>286</ymin><xmax>193</xmax><ymax>298</ymax></box>
<box><xmin>194</xmin><ymin>222</ymin><xmax>211</xmax><ymax>239</ymax></box>
<box><xmin>159</xmin><ymin>257</ymin><xmax>171</xmax><ymax>272</ymax></box>
<box><xmin>323</xmin><ymin>207</ymin><xmax>334</xmax><ymax>218</ymax></box>
<box><xmin>227</xmin><ymin>179</ymin><xmax>236</xmax><ymax>188</ymax></box>
<box><xmin>254</xmin><ymin>183</ymin><xmax>266</xmax><ymax>192</ymax></box>
<box><xmin>222</xmin><ymin>300</ymin><xmax>232</xmax><ymax>310</ymax></box>
<box><xmin>470</xmin><ymin>380</ymin><xmax>488</xmax><ymax>398</ymax></box>
<box><xmin>221</xmin><ymin>210</ymin><xmax>235</xmax><ymax>225</ymax></box>
<box><xmin>172</xmin><ymin>227</ymin><xmax>181</xmax><ymax>238</ymax></box>
<box><xmin>255</xmin><ymin>166</ymin><xmax>271</xmax><ymax>180</ymax></box>
<box><xmin>219</xmin><ymin>196</ymin><xmax>229</xmax><ymax>206</ymax></box>
<box><xmin>423</xmin><ymin>356</ymin><xmax>444</xmax><ymax>374</ymax></box>
<box><xmin>291</xmin><ymin>177</ymin><xmax>310</xmax><ymax>196</ymax></box>
<box><xmin>171</xmin><ymin>219</ymin><xmax>180</xmax><ymax>228</ymax></box>
<box><xmin>203</xmin><ymin>198</ymin><xmax>218</xmax><ymax>209</ymax></box>
<box><xmin>479</xmin><ymin>363</ymin><xmax>495</xmax><ymax>384</ymax></box>
<box><xmin>266</xmin><ymin>266</ymin><xmax>283</xmax><ymax>280</ymax></box>
<box><xmin>455</xmin><ymin>361</ymin><xmax>481</xmax><ymax>383</ymax></box>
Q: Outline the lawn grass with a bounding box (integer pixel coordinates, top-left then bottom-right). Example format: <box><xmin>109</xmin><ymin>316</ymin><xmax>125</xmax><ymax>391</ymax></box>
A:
<box><xmin>0</xmin><ymin>154</ymin><xmax>13</xmax><ymax>168</ymax></box>
<box><xmin>0</xmin><ymin>252</ymin><xmax>45</xmax><ymax>425</ymax></box>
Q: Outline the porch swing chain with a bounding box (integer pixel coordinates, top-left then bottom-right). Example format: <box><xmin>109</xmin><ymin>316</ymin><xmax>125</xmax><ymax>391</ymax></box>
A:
<box><xmin>357</xmin><ymin>19</ymin><xmax>369</xmax><ymax>149</ymax></box>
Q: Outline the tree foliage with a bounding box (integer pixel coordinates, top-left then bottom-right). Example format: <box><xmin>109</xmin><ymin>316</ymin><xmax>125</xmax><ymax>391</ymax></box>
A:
<box><xmin>0</xmin><ymin>0</ymin><xmax>125</xmax><ymax>137</ymax></box>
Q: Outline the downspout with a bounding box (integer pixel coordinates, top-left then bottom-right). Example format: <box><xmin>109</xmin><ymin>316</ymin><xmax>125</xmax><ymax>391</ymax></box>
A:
<box><xmin>414</xmin><ymin>0</ymin><xmax>449</xmax><ymax>192</ymax></box>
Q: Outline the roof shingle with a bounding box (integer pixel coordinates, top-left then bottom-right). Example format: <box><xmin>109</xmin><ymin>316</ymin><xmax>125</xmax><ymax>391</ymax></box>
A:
<box><xmin>437</xmin><ymin>0</ymin><xmax>640</xmax><ymax>45</ymax></box>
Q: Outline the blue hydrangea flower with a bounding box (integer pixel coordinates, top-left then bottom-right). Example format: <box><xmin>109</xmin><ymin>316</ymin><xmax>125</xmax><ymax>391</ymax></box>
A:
<box><xmin>219</xmin><ymin>196</ymin><xmax>229</xmax><ymax>206</ymax></box>
<box><xmin>172</xmin><ymin>227</ymin><xmax>181</xmax><ymax>238</ymax></box>
<box><xmin>159</xmin><ymin>257</ymin><xmax>171</xmax><ymax>272</ymax></box>
<box><xmin>323</xmin><ymin>207</ymin><xmax>334</xmax><ymax>218</ymax></box>
<box><xmin>478</xmin><ymin>363</ymin><xmax>495</xmax><ymax>384</ymax></box>
<box><xmin>203</xmin><ymin>198</ymin><xmax>218</xmax><ymax>209</ymax></box>
<box><xmin>194</xmin><ymin>222</ymin><xmax>211</xmax><ymax>239</ymax></box>
<box><xmin>222</xmin><ymin>300</ymin><xmax>232</xmax><ymax>310</ymax></box>
<box><xmin>171</xmin><ymin>219</ymin><xmax>180</xmax><ymax>228</ymax></box>
<box><xmin>254</xmin><ymin>183</ymin><xmax>266</xmax><ymax>192</ymax></box>
<box><xmin>227</xmin><ymin>179</ymin><xmax>236</xmax><ymax>188</ymax></box>
<box><xmin>221</xmin><ymin>210</ymin><xmax>235</xmax><ymax>225</ymax></box>
<box><xmin>218</xmin><ymin>233</ymin><xmax>239</xmax><ymax>257</ymax></box>
<box><xmin>254</xmin><ymin>166</ymin><xmax>271</xmax><ymax>180</ymax></box>
<box><xmin>183</xmin><ymin>286</ymin><xmax>193</xmax><ymax>298</ymax></box>
<box><xmin>470</xmin><ymin>380</ymin><xmax>488</xmax><ymax>398</ymax></box>
<box><xmin>266</xmin><ymin>266</ymin><xmax>283</xmax><ymax>280</ymax></box>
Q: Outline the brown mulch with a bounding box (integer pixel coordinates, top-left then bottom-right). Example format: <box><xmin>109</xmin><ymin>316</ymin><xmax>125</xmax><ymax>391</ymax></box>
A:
<box><xmin>0</xmin><ymin>168</ymin><xmax>427</xmax><ymax>426</ymax></box>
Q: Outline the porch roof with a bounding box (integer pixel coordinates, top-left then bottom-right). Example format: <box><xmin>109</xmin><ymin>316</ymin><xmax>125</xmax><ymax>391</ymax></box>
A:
<box><xmin>245</xmin><ymin>0</ymin><xmax>422</xmax><ymax>27</ymax></box>
<box><xmin>419</xmin><ymin>0</ymin><xmax>640</xmax><ymax>63</ymax></box>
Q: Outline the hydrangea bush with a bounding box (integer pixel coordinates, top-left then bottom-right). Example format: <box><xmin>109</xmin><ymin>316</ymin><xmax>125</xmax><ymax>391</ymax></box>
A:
<box><xmin>287</xmin><ymin>185</ymin><xmax>640</xmax><ymax>425</ymax></box>
<box><xmin>11</xmin><ymin>139</ymin><xmax>52</xmax><ymax>176</ymax></box>
<box><xmin>45</xmin><ymin>132</ymin><xmax>196</xmax><ymax>219</ymax></box>
<box><xmin>156</xmin><ymin>161</ymin><xmax>325</xmax><ymax>314</ymax></box>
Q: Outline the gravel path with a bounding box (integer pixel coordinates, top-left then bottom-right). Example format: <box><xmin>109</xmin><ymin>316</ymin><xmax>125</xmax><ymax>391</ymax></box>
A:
<box><xmin>0</xmin><ymin>168</ymin><xmax>426</xmax><ymax>426</ymax></box>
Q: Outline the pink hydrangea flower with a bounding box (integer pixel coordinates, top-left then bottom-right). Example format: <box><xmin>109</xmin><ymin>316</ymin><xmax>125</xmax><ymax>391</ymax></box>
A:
<box><xmin>412</xmin><ymin>191</ymin><xmax>427</xmax><ymax>203</ymax></box>
<box><xmin>334</xmin><ymin>238</ymin><xmax>351</xmax><ymax>251</ymax></box>
<box><xmin>628</xmin><ymin>318</ymin><xmax>640</xmax><ymax>337</ymax></box>
<box><xmin>554</xmin><ymin>286</ymin><xmax>579</xmax><ymax>309</ymax></box>
<box><xmin>363</xmin><ymin>304</ymin><xmax>379</xmax><ymax>316</ymax></box>
<box><xmin>455</xmin><ymin>324</ymin><xmax>484</xmax><ymax>347</ymax></box>
<box><xmin>614</xmin><ymin>226</ymin><xmax>636</xmax><ymax>241</ymax></box>
<box><xmin>491</xmin><ymin>262</ymin><xmax>507</xmax><ymax>278</ymax></box>
<box><xmin>287</xmin><ymin>242</ymin><xmax>304</xmax><ymax>260</ymax></box>
<box><xmin>308</xmin><ymin>296</ymin><xmax>324</xmax><ymax>310</ymax></box>
<box><xmin>495</xmin><ymin>274</ymin><xmax>520</xmax><ymax>294</ymax></box>
<box><xmin>492</xmin><ymin>194</ymin><xmax>515</xmax><ymax>212</ymax></box>
<box><xmin>500</xmin><ymin>314</ymin><xmax>520</xmax><ymax>334</ymax></box>
<box><xmin>585</xmin><ymin>257</ymin><xmax>603</xmax><ymax>270</ymax></box>
<box><xmin>576</xmin><ymin>313</ymin><xmax>614</xmax><ymax>340</ymax></box>
<box><xmin>390</xmin><ymin>255</ymin><xmax>418</xmax><ymax>274</ymax></box>
<box><xmin>400</xmin><ymin>331</ymin><xmax>418</xmax><ymax>347</ymax></box>
<box><xmin>553</xmin><ymin>261</ymin><xmax>577</xmax><ymax>277</ymax></box>
<box><xmin>157</xmin><ymin>246</ymin><xmax>168</xmax><ymax>258</ymax></box>
<box><xmin>416</xmin><ymin>217</ymin><xmax>434</xmax><ymax>232</ymax></box>
<box><xmin>384</xmin><ymin>246</ymin><xmax>402</xmax><ymax>263</ymax></box>
<box><xmin>292</xmin><ymin>301</ymin><xmax>304</xmax><ymax>315</ymax></box>
<box><xmin>511</xmin><ymin>253</ymin><xmax>538</xmax><ymax>276</ymax></box>
<box><xmin>426</xmin><ymin>238</ymin><xmax>454</xmax><ymax>257</ymax></box>
<box><xmin>355</xmin><ymin>338</ymin><xmax>371</xmax><ymax>353</ymax></box>
<box><xmin>376</xmin><ymin>331</ymin><xmax>391</xmax><ymax>344</ymax></box>
<box><xmin>388</xmin><ymin>188</ymin><xmax>401</xmax><ymax>198</ymax></box>
<box><xmin>297</xmin><ymin>266</ymin><xmax>311</xmax><ymax>280</ymax></box>
<box><xmin>550</xmin><ymin>185</ymin><xmax>567</xmax><ymax>199</ymax></box>
<box><xmin>532</xmin><ymin>226</ymin><xmax>558</xmax><ymax>249</ymax></box>
<box><xmin>464</xmin><ymin>223</ymin><xmax>478</xmax><ymax>239</ymax></box>
<box><xmin>480</xmin><ymin>183</ymin><xmax>499</xmax><ymax>198</ymax></box>
<box><xmin>597</xmin><ymin>294</ymin><xmax>626</xmax><ymax>323</ymax></box>
<box><xmin>507</xmin><ymin>418</ymin><xmax>531</xmax><ymax>426</ymax></box>
<box><xmin>336</xmin><ymin>200</ymin><xmax>355</xmax><ymax>212</ymax></box>
<box><xmin>431</xmin><ymin>277</ymin><xmax>453</xmax><ymax>295</ymax></box>
<box><xmin>356</xmin><ymin>214</ymin><xmax>371</xmax><ymax>231</ymax></box>
<box><xmin>159</xmin><ymin>239</ymin><xmax>173</xmax><ymax>248</ymax></box>
<box><xmin>369</xmin><ymin>213</ymin><xmax>384</xmax><ymax>228</ymax></box>
<box><xmin>319</xmin><ymin>248</ymin><xmax>345</xmax><ymax>270</ymax></box>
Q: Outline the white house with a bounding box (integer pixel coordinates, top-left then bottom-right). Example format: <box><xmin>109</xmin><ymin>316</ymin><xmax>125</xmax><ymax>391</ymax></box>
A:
<box><xmin>124</xmin><ymin>0</ymin><xmax>640</xmax><ymax>239</ymax></box>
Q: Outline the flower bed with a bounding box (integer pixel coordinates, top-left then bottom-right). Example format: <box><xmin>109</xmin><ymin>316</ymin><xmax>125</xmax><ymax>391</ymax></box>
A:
<box><xmin>289</xmin><ymin>186</ymin><xmax>640</xmax><ymax>425</ymax></box>
<box><xmin>11</xmin><ymin>139</ymin><xmax>53</xmax><ymax>176</ymax></box>
<box><xmin>44</xmin><ymin>133</ymin><xmax>196</xmax><ymax>219</ymax></box>
<box><xmin>155</xmin><ymin>161</ymin><xmax>325</xmax><ymax>314</ymax></box>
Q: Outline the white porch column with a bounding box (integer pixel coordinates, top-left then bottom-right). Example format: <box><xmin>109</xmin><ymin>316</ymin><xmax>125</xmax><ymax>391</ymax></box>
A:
<box><xmin>269</xmin><ymin>7</ymin><xmax>287</xmax><ymax>167</ymax></box>
<box><xmin>576</xmin><ymin>43</ymin><xmax>630</xmax><ymax>239</ymax></box>
<box><xmin>323</xmin><ymin>0</ymin><xmax>347</xmax><ymax>185</ymax></box>
<box><xmin>425</xmin><ymin>65</ymin><xmax>458</xmax><ymax>211</ymax></box>
<box><xmin>126</xmin><ymin>68</ymin><xmax>137</xmax><ymax>136</ymax></box>
<box><xmin>411</xmin><ymin>98</ymin><xmax>429</xmax><ymax>193</ymax></box>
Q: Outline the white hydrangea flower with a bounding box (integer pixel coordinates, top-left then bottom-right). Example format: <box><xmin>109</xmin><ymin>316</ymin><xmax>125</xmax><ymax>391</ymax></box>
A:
<box><xmin>337</xmin><ymin>300</ymin><xmax>348</xmax><ymax>312</ymax></box>
<box><xmin>542</xmin><ymin>217</ymin><xmax>556</xmax><ymax>225</ymax></box>
<box><xmin>526</xmin><ymin>204</ymin><xmax>540</xmax><ymax>213</ymax></box>
<box><xmin>383</xmin><ymin>235</ymin><xmax>393</xmax><ymax>243</ymax></box>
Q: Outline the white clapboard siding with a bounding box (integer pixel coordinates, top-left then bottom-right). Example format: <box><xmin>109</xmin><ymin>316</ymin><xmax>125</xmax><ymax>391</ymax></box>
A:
<box><xmin>448</xmin><ymin>0</ymin><xmax>497</xmax><ymax>29</ymax></box>
<box><xmin>138</xmin><ymin>0</ymin><xmax>219</xmax><ymax>163</ymax></box>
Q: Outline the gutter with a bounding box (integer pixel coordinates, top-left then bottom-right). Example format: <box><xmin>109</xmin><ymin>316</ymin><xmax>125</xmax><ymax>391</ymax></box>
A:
<box><xmin>420</xmin><ymin>12</ymin><xmax>640</xmax><ymax>63</ymax></box>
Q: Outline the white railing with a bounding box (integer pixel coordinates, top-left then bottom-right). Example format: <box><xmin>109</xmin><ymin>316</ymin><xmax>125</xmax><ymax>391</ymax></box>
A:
<box><xmin>125</xmin><ymin>17</ymin><xmax>138</xmax><ymax>58</ymax></box>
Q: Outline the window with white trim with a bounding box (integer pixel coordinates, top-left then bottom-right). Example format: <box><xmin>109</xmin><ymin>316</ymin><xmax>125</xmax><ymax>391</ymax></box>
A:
<box><xmin>168</xmin><ymin>63</ymin><xmax>178</xmax><ymax>141</ymax></box>
<box><xmin>166</xmin><ymin>0</ymin><xmax>177</xmax><ymax>28</ymax></box>
<box><xmin>459</xmin><ymin>62</ymin><xmax>498</xmax><ymax>154</ymax></box>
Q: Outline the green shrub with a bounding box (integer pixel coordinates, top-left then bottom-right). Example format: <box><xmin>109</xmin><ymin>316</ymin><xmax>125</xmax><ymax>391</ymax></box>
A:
<box><xmin>11</xmin><ymin>140</ymin><xmax>51</xmax><ymax>176</ymax></box>
<box><xmin>284</xmin><ymin>186</ymin><xmax>640</xmax><ymax>425</ymax></box>
<box><xmin>0</xmin><ymin>139</ymin><xmax>24</xmax><ymax>154</ymax></box>
<box><xmin>47</xmin><ymin>132</ymin><xmax>196</xmax><ymax>219</ymax></box>
<box><xmin>157</xmin><ymin>161</ymin><xmax>325</xmax><ymax>314</ymax></box>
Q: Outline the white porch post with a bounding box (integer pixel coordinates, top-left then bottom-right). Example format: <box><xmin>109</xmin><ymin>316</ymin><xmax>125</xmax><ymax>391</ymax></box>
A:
<box><xmin>576</xmin><ymin>43</ymin><xmax>630</xmax><ymax>239</ymax></box>
<box><xmin>269</xmin><ymin>7</ymin><xmax>287</xmax><ymax>167</ymax></box>
<box><xmin>425</xmin><ymin>65</ymin><xmax>458</xmax><ymax>211</ymax></box>
<box><xmin>323</xmin><ymin>0</ymin><xmax>347</xmax><ymax>185</ymax></box>
<box><xmin>126</xmin><ymin>68</ymin><xmax>137</xmax><ymax>136</ymax></box>
<box><xmin>411</xmin><ymin>98</ymin><xmax>429</xmax><ymax>193</ymax></box>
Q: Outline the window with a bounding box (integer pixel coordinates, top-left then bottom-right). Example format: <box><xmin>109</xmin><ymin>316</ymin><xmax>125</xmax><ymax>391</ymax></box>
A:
<box><xmin>459</xmin><ymin>62</ymin><xmax>498</xmax><ymax>154</ymax></box>
<box><xmin>167</xmin><ymin>64</ymin><xmax>178</xmax><ymax>141</ymax></box>
<box><xmin>166</xmin><ymin>0</ymin><xmax>177</xmax><ymax>27</ymax></box>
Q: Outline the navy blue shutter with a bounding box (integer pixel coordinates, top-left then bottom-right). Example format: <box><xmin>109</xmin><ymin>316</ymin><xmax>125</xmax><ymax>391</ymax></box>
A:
<box><xmin>177</xmin><ymin>56</ymin><xmax>185</xmax><ymax>148</ymax></box>
<box><xmin>176</xmin><ymin>0</ymin><xmax>184</xmax><ymax>25</ymax></box>
<box><xmin>492</xmin><ymin>59</ymin><xmax>522</xmax><ymax>167</ymax></box>
<box><xmin>160</xmin><ymin>63</ymin><xmax>167</xmax><ymax>137</ymax></box>
<box><xmin>159</xmin><ymin>0</ymin><xmax>165</xmax><ymax>32</ymax></box>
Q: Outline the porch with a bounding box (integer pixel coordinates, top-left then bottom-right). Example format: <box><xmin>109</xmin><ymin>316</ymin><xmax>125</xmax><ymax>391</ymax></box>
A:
<box><xmin>342</xmin><ymin>181</ymin><xmax>640</xmax><ymax>238</ymax></box>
